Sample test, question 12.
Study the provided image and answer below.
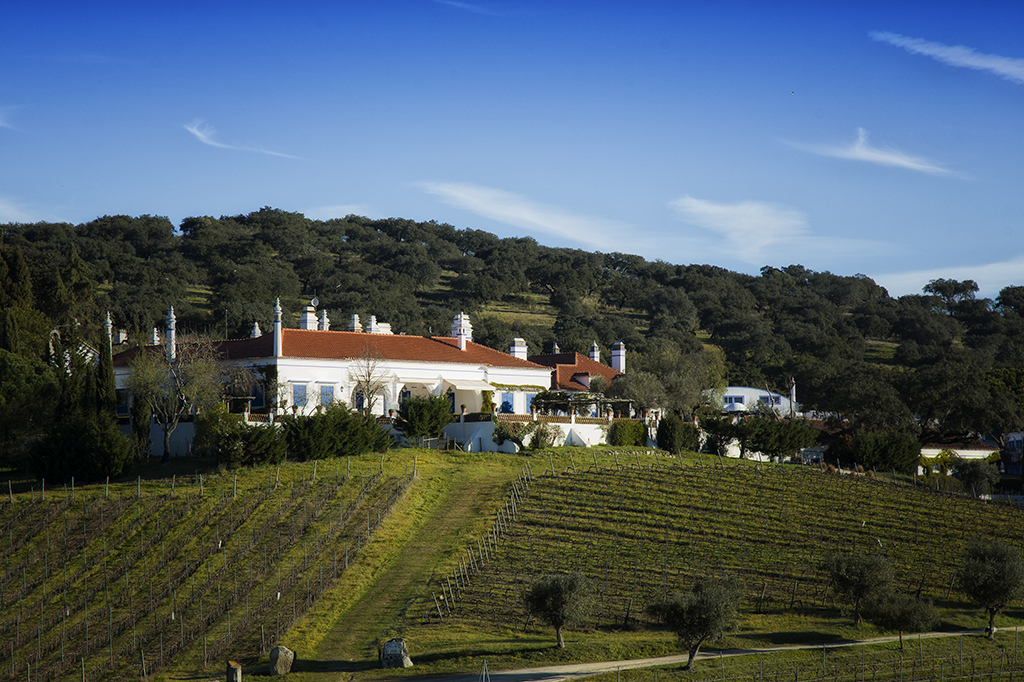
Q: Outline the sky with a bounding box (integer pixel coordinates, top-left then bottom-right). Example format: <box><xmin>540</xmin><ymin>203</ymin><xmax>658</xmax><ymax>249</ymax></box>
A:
<box><xmin>2</xmin><ymin>1</ymin><xmax>1023</xmax><ymax>298</ymax></box>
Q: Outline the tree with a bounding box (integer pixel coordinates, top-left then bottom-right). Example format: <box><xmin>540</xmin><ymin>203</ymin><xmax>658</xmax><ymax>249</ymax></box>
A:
<box><xmin>605</xmin><ymin>371</ymin><xmax>665</xmax><ymax>417</ymax></box>
<box><xmin>656</xmin><ymin>413</ymin><xmax>700</xmax><ymax>455</ymax></box>
<box><xmin>825</xmin><ymin>552</ymin><xmax>893</xmax><ymax>624</ymax></box>
<box><xmin>849</xmin><ymin>429</ymin><xmax>920</xmax><ymax>475</ymax></box>
<box><xmin>959</xmin><ymin>540</ymin><xmax>1024</xmax><ymax>638</ymax></box>
<box><xmin>523</xmin><ymin>573</ymin><xmax>594</xmax><ymax>648</ymax></box>
<box><xmin>349</xmin><ymin>343</ymin><xmax>390</xmax><ymax>416</ymax></box>
<box><xmin>127</xmin><ymin>334</ymin><xmax>241</xmax><ymax>461</ymax></box>
<box><xmin>747</xmin><ymin>417</ymin><xmax>820</xmax><ymax>462</ymax></box>
<box><xmin>395</xmin><ymin>394</ymin><xmax>453</xmax><ymax>439</ymax></box>
<box><xmin>953</xmin><ymin>458</ymin><xmax>1000</xmax><ymax>497</ymax></box>
<box><xmin>864</xmin><ymin>591</ymin><xmax>938</xmax><ymax>649</ymax></box>
<box><xmin>648</xmin><ymin>577</ymin><xmax>742</xmax><ymax>671</ymax></box>
<box><xmin>0</xmin><ymin>349</ymin><xmax>59</xmax><ymax>469</ymax></box>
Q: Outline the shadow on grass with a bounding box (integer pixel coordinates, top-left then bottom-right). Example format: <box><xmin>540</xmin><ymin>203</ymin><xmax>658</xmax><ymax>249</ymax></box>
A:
<box><xmin>733</xmin><ymin>631</ymin><xmax>848</xmax><ymax>646</ymax></box>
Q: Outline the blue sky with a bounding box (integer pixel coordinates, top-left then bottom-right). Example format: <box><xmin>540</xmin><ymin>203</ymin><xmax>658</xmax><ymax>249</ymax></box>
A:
<box><xmin>3</xmin><ymin>1</ymin><xmax>1023</xmax><ymax>297</ymax></box>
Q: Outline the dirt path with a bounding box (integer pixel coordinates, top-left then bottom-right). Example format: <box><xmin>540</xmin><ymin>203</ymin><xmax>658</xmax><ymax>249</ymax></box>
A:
<box><xmin>423</xmin><ymin>629</ymin><xmax>995</xmax><ymax>682</ymax></box>
<box><xmin>312</xmin><ymin>468</ymin><xmax>506</xmax><ymax>666</ymax></box>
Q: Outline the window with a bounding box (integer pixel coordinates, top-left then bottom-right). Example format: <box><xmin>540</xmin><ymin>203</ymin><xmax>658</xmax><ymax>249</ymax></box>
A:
<box><xmin>252</xmin><ymin>383</ymin><xmax>265</xmax><ymax>409</ymax></box>
<box><xmin>446</xmin><ymin>388</ymin><xmax>456</xmax><ymax>413</ymax></box>
<box><xmin>293</xmin><ymin>384</ymin><xmax>307</xmax><ymax>407</ymax></box>
<box><xmin>500</xmin><ymin>392</ymin><xmax>514</xmax><ymax>414</ymax></box>
<box><xmin>400</xmin><ymin>387</ymin><xmax>411</xmax><ymax>404</ymax></box>
<box><xmin>354</xmin><ymin>390</ymin><xmax>364</xmax><ymax>412</ymax></box>
<box><xmin>724</xmin><ymin>396</ymin><xmax>744</xmax><ymax>405</ymax></box>
<box><xmin>319</xmin><ymin>384</ymin><xmax>334</xmax><ymax>406</ymax></box>
<box><xmin>526</xmin><ymin>392</ymin><xmax>537</xmax><ymax>411</ymax></box>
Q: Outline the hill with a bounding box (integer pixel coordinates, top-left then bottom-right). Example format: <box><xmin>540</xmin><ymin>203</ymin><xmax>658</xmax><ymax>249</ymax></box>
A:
<box><xmin>4</xmin><ymin>209</ymin><xmax>1024</xmax><ymax>454</ymax></box>
<box><xmin>5</xmin><ymin>448</ymin><xmax>1024</xmax><ymax>682</ymax></box>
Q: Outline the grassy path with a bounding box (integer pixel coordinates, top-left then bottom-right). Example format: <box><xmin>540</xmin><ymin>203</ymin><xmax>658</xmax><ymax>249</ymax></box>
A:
<box><xmin>304</xmin><ymin>453</ymin><xmax>521</xmax><ymax>675</ymax></box>
<box><xmin>425</xmin><ymin>629</ymin><xmax>997</xmax><ymax>682</ymax></box>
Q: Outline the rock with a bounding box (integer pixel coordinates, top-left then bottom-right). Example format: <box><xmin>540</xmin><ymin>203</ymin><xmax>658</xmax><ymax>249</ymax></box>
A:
<box><xmin>226</xmin><ymin>660</ymin><xmax>242</xmax><ymax>682</ymax></box>
<box><xmin>380</xmin><ymin>638</ymin><xmax>413</xmax><ymax>668</ymax></box>
<box><xmin>269</xmin><ymin>646</ymin><xmax>295</xmax><ymax>675</ymax></box>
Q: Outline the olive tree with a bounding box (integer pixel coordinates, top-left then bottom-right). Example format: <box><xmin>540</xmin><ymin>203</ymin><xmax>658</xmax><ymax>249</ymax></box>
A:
<box><xmin>648</xmin><ymin>577</ymin><xmax>742</xmax><ymax>671</ymax></box>
<box><xmin>825</xmin><ymin>552</ymin><xmax>893</xmax><ymax>624</ymax></box>
<box><xmin>523</xmin><ymin>572</ymin><xmax>594</xmax><ymax>648</ymax></box>
<box><xmin>959</xmin><ymin>540</ymin><xmax>1024</xmax><ymax>638</ymax></box>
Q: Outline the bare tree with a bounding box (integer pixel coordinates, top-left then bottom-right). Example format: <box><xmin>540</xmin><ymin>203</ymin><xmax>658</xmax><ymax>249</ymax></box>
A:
<box><xmin>128</xmin><ymin>335</ymin><xmax>251</xmax><ymax>460</ymax></box>
<box><xmin>348</xmin><ymin>342</ymin><xmax>391</xmax><ymax>417</ymax></box>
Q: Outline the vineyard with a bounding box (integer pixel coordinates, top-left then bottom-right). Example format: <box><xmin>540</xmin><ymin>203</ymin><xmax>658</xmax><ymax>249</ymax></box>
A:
<box><xmin>0</xmin><ymin>459</ymin><xmax>413</xmax><ymax>682</ymax></box>
<box><xmin>6</xmin><ymin>450</ymin><xmax>1024</xmax><ymax>682</ymax></box>
<box><xmin>438</xmin><ymin>460</ymin><xmax>1024</xmax><ymax>666</ymax></box>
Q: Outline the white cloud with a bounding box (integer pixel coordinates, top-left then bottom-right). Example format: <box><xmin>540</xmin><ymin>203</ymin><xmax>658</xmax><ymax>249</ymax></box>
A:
<box><xmin>874</xmin><ymin>255</ymin><xmax>1024</xmax><ymax>299</ymax></box>
<box><xmin>788</xmin><ymin>128</ymin><xmax>950</xmax><ymax>174</ymax></box>
<box><xmin>184</xmin><ymin>119</ymin><xmax>300</xmax><ymax>159</ymax></box>
<box><xmin>304</xmin><ymin>204</ymin><xmax>371</xmax><ymax>221</ymax></box>
<box><xmin>419</xmin><ymin>181</ymin><xmax>627</xmax><ymax>251</ymax></box>
<box><xmin>871</xmin><ymin>31</ymin><xmax>1024</xmax><ymax>85</ymax></box>
<box><xmin>670</xmin><ymin>195</ymin><xmax>809</xmax><ymax>263</ymax></box>
<box><xmin>0</xmin><ymin>197</ymin><xmax>40</xmax><ymax>223</ymax></box>
<box><xmin>433</xmin><ymin>0</ymin><xmax>497</xmax><ymax>15</ymax></box>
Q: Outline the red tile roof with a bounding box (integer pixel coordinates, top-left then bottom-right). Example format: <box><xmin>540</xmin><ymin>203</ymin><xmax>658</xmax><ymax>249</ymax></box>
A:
<box><xmin>115</xmin><ymin>330</ymin><xmax>548</xmax><ymax>370</ymax></box>
<box><xmin>528</xmin><ymin>352</ymin><xmax>622</xmax><ymax>391</ymax></box>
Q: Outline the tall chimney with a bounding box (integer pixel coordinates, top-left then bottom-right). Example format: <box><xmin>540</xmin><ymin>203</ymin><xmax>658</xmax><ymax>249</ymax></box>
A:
<box><xmin>319</xmin><ymin>309</ymin><xmax>330</xmax><ymax>331</ymax></box>
<box><xmin>611</xmin><ymin>341</ymin><xmax>626</xmax><ymax>373</ymax></box>
<box><xmin>589</xmin><ymin>341</ymin><xmax>600</xmax><ymax>363</ymax></box>
<box><xmin>299</xmin><ymin>305</ymin><xmax>317</xmax><ymax>330</ymax></box>
<box><xmin>451</xmin><ymin>312</ymin><xmax>473</xmax><ymax>351</ymax></box>
<box><xmin>510</xmin><ymin>337</ymin><xmax>528</xmax><ymax>360</ymax></box>
<box><xmin>273</xmin><ymin>299</ymin><xmax>283</xmax><ymax>358</ymax></box>
<box><xmin>165</xmin><ymin>307</ymin><xmax>176</xmax><ymax>362</ymax></box>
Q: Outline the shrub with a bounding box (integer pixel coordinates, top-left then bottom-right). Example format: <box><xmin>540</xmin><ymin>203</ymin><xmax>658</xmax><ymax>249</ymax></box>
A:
<box><xmin>281</xmin><ymin>403</ymin><xmax>390</xmax><ymax>460</ymax></box>
<box><xmin>656</xmin><ymin>414</ymin><xmax>700</xmax><ymax>454</ymax></box>
<box><xmin>610</xmin><ymin>420</ymin><xmax>647</xmax><ymax>447</ymax></box>
<box><xmin>396</xmin><ymin>394</ymin><xmax>454</xmax><ymax>439</ymax></box>
<box><xmin>194</xmin><ymin>404</ymin><xmax>286</xmax><ymax>467</ymax></box>
<box><xmin>493</xmin><ymin>420</ymin><xmax>537</xmax><ymax>449</ymax></box>
<box><xmin>529</xmin><ymin>421</ymin><xmax>562</xmax><ymax>450</ymax></box>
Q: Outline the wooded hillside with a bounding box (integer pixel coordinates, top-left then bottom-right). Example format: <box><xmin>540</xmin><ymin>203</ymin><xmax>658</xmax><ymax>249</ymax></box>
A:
<box><xmin>3</xmin><ymin>208</ymin><xmax>1024</xmax><ymax>451</ymax></box>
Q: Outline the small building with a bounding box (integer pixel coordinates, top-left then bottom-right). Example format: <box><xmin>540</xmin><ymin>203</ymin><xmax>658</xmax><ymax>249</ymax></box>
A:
<box><xmin>715</xmin><ymin>385</ymin><xmax>801</xmax><ymax>418</ymax></box>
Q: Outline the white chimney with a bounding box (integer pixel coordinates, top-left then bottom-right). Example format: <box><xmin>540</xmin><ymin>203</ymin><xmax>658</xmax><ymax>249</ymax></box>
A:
<box><xmin>589</xmin><ymin>341</ymin><xmax>600</xmax><ymax>363</ymax></box>
<box><xmin>611</xmin><ymin>341</ymin><xmax>626</xmax><ymax>373</ymax></box>
<box><xmin>319</xmin><ymin>309</ymin><xmax>330</xmax><ymax>331</ymax></box>
<box><xmin>151</xmin><ymin>327</ymin><xmax>160</xmax><ymax>345</ymax></box>
<box><xmin>299</xmin><ymin>305</ymin><xmax>317</xmax><ymax>330</ymax></box>
<box><xmin>273</xmin><ymin>298</ymin><xmax>283</xmax><ymax>358</ymax></box>
<box><xmin>349</xmin><ymin>314</ymin><xmax>362</xmax><ymax>332</ymax></box>
<box><xmin>510</xmin><ymin>337</ymin><xmax>528</xmax><ymax>360</ymax></box>
<box><xmin>165</xmin><ymin>306</ymin><xmax>176</xmax><ymax>362</ymax></box>
<box><xmin>451</xmin><ymin>312</ymin><xmax>473</xmax><ymax>351</ymax></box>
<box><xmin>250</xmin><ymin>321</ymin><xmax>262</xmax><ymax>338</ymax></box>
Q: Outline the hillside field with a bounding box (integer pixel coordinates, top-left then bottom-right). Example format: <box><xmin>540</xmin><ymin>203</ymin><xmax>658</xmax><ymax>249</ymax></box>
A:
<box><xmin>4</xmin><ymin>449</ymin><xmax>1024</xmax><ymax>682</ymax></box>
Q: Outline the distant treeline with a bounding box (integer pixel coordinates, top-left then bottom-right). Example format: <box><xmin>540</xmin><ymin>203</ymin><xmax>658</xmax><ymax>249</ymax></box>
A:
<box><xmin>3</xmin><ymin>207</ymin><xmax>1024</xmax><ymax>444</ymax></box>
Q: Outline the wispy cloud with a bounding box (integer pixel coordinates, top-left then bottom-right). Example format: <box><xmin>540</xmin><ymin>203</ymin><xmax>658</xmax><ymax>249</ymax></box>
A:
<box><xmin>0</xmin><ymin>106</ymin><xmax>20</xmax><ymax>130</ymax></box>
<box><xmin>668</xmin><ymin>195</ymin><xmax>894</xmax><ymax>267</ymax></box>
<box><xmin>787</xmin><ymin>128</ymin><xmax>950</xmax><ymax>174</ymax></box>
<box><xmin>670</xmin><ymin>195</ymin><xmax>808</xmax><ymax>263</ymax></box>
<box><xmin>0</xmin><ymin>197</ymin><xmax>41</xmax><ymax>223</ymax></box>
<box><xmin>433</xmin><ymin>0</ymin><xmax>498</xmax><ymax>15</ymax></box>
<box><xmin>874</xmin><ymin>255</ymin><xmax>1024</xmax><ymax>299</ymax></box>
<box><xmin>184</xmin><ymin>119</ymin><xmax>300</xmax><ymax>159</ymax></box>
<box><xmin>420</xmin><ymin>181</ymin><xmax>627</xmax><ymax>251</ymax></box>
<box><xmin>871</xmin><ymin>31</ymin><xmax>1024</xmax><ymax>85</ymax></box>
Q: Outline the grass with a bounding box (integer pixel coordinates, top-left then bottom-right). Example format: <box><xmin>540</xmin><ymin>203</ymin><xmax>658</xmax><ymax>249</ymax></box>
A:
<box><xmin>5</xmin><ymin>448</ymin><xmax>1024</xmax><ymax>682</ymax></box>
